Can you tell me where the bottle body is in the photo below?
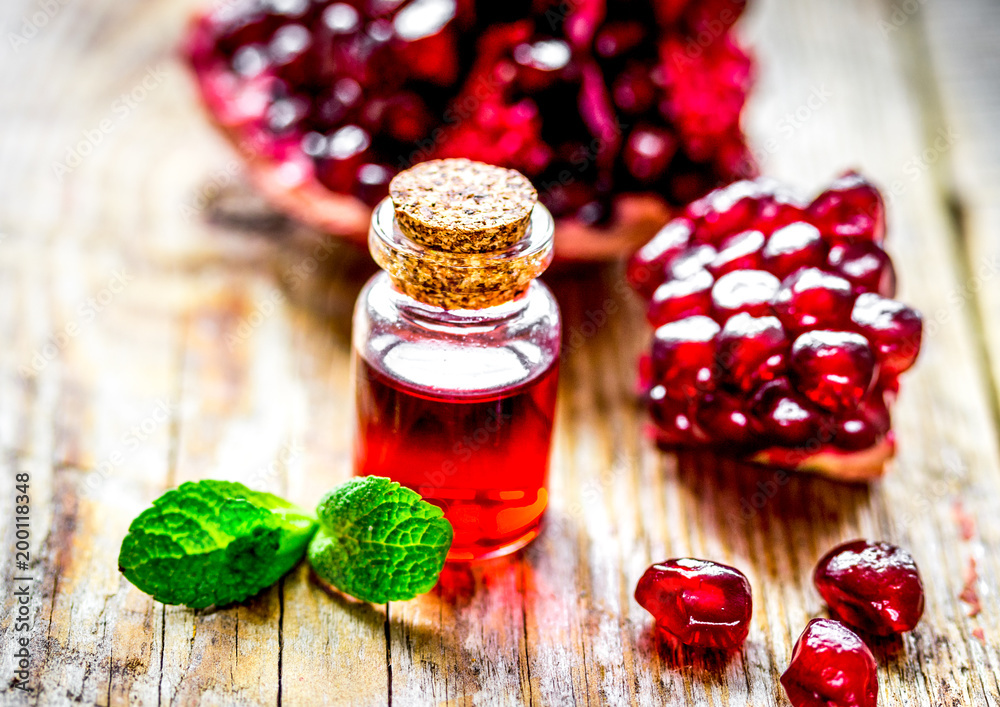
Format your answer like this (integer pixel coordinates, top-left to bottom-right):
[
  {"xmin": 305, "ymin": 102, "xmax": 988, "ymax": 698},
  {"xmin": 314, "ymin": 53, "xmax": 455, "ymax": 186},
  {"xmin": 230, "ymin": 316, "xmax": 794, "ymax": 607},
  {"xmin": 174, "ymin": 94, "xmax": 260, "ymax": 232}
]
[{"xmin": 352, "ymin": 273, "xmax": 561, "ymax": 560}]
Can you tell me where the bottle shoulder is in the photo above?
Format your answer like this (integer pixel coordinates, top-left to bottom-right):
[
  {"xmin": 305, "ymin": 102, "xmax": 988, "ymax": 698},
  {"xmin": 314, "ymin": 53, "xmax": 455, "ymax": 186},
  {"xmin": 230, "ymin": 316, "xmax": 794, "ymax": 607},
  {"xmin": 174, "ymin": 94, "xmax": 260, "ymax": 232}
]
[{"xmin": 353, "ymin": 273, "xmax": 561, "ymax": 397}]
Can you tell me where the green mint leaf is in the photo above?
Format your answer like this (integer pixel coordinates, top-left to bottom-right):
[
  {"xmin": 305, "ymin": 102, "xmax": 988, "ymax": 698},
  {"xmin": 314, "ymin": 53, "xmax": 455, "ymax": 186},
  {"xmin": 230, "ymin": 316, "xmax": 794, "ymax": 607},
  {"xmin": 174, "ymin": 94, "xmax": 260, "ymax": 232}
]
[
  {"xmin": 118, "ymin": 480, "xmax": 317, "ymax": 609},
  {"xmin": 308, "ymin": 476, "xmax": 453, "ymax": 603}
]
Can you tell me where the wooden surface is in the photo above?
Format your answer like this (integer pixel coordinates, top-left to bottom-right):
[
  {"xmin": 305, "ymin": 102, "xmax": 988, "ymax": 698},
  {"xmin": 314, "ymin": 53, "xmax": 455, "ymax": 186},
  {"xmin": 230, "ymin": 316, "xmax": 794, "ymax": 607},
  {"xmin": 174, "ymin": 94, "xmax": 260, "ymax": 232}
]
[{"xmin": 2, "ymin": 0, "xmax": 1000, "ymax": 704}]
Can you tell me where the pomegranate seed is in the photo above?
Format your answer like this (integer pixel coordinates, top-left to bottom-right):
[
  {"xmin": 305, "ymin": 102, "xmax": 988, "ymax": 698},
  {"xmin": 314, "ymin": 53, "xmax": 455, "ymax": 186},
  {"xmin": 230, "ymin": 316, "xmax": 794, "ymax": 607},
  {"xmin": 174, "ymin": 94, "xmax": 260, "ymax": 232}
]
[
  {"xmin": 762, "ymin": 222, "xmax": 826, "ymax": 279},
  {"xmin": 649, "ymin": 386, "xmax": 705, "ymax": 445},
  {"xmin": 809, "ymin": 171, "xmax": 886, "ymax": 243},
  {"xmin": 685, "ymin": 180, "xmax": 763, "ymax": 243},
  {"xmin": 834, "ymin": 394, "xmax": 890, "ymax": 451},
  {"xmin": 711, "ymin": 269, "xmax": 781, "ymax": 320},
  {"xmin": 789, "ymin": 330, "xmax": 876, "ymax": 413},
  {"xmin": 612, "ymin": 64, "xmax": 658, "ymax": 115},
  {"xmin": 828, "ymin": 241, "xmax": 897, "ymax": 296},
  {"xmin": 669, "ymin": 243, "xmax": 717, "ymax": 280},
  {"xmin": 709, "ymin": 229, "xmax": 765, "ymax": 276},
  {"xmin": 651, "ymin": 315, "xmax": 720, "ymax": 398},
  {"xmin": 758, "ymin": 391, "xmax": 825, "ymax": 448},
  {"xmin": 772, "ymin": 267, "xmax": 855, "ymax": 333},
  {"xmin": 649, "ymin": 270, "xmax": 714, "ymax": 325},
  {"xmin": 781, "ymin": 619, "xmax": 878, "ymax": 707},
  {"xmin": 624, "ymin": 125, "xmax": 677, "ymax": 183},
  {"xmin": 695, "ymin": 392, "xmax": 755, "ymax": 445},
  {"xmin": 814, "ymin": 540, "xmax": 924, "ymax": 635},
  {"xmin": 716, "ymin": 313, "xmax": 787, "ymax": 392},
  {"xmin": 634, "ymin": 558, "xmax": 752, "ymax": 649},
  {"xmin": 628, "ymin": 218, "xmax": 693, "ymax": 298},
  {"xmin": 851, "ymin": 293, "xmax": 923, "ymax": 377}
]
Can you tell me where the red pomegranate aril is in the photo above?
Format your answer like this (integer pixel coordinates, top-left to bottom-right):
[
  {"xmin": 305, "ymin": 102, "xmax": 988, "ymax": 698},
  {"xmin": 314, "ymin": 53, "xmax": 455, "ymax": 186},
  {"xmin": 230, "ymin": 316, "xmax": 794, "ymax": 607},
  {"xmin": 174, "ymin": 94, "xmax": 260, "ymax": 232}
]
[
  {"xmin": 354, "ymin": 162, "xmax": 393, "ymax": 206},
  {"xmin": 711, "ymin": 269, "xmax": 780, "ymax": 320},
  {"xmin": 762, "ymin": 222, "xmax": 826, "ymax": 279},
  {"xmin": 828, "ymin": 241, "xmax": 897, "ymax": 296},
  {"xmin": 313, "ymin": 124, "xmax": 371, "ymax": 191},
  {"xmin": 612, "ymin": 64, "xmax": 658, "ymax": 114},
  {"xmin": 772, "ymin": 267, "xmax": 855, "ymax": 333},
  {"xmin": 835, "ymin": 394, "xmax": 890, "ymax": 451},
  {"xmin": 649, "ymin": 385, "xmax": 705, "ymax": 445},
  {"xmin": 669, "ymin": 243, "xmax": 717, "ymax": 280},
  {"xmin": 781, "ymin": 618, "xmax": 878, "ymax": 707},
  {"xmin": 709, "ymin": 229, "xmax": 765, "ymax": 276},
  {"xmin": 649, "ymin": 270, "xmax": 714, "ymax": 325},
  {"xmin": 790, "ymin": 330, "xmax": 876, "ymax": 413},
  {"xmin": 851, "ymin": 293, "xmax": 923, "ymax": 377},
  {"xmin": 624, "ymin": 125, "xmax": 677, "ymax": 182},
  {"xmin": 627, "ymin": 218, "xmax": 693, "ymax": 298},
  {"xmin": 759, "ymin": 392, "xmax": 824, "ymax": 448},
  {"xmin": 716, "ymin": 313, "xmax": 788, "ymax": 393},
  {"xmin": 756, "ymin": 187, "xmax": 807, "ymax": 233},
  {"xmin": 685, "ymin": 180, "xmax": 762, "ymax": 244},
  {"xmin": 595, "ymin": 21, "xmax": 647, "ymax": 58},
  {"xmin": 696, "ymin": 392, "xmax": 755, "ymax": 445},
  {"xmin": 634, "ymin": 558, "xmax": 752, "ymax": 649},
  {"xmin": 809, "ymin": 171, "xmax": 886, "ymax": 244},
  {"xmin": 269, "ymin": 23, "xmax": 313, "ymax": 85},
  {"xmin": 651, "ymin": 315, "xmax": 720, "ymax": 397},
  {"xmin": 814, "ymin": 540, "xmax": 924, "ymax": 636}
]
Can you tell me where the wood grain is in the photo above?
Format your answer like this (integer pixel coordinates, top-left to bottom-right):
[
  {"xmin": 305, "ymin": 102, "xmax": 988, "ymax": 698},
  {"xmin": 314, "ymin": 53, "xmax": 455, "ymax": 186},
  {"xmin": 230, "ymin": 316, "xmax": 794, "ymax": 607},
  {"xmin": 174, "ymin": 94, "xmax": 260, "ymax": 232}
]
[{"xmin": 1, "ymin": 0, "xmax": 999, "ymax": 704}]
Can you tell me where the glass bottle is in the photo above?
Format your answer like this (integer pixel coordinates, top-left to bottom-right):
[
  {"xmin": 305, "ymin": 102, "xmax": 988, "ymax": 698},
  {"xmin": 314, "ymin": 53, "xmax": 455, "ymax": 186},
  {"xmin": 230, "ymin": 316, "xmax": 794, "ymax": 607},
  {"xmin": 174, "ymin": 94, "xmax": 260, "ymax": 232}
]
[{"xmin": 352, "ymin": 159, "xmax": 561, "ymax": 561}]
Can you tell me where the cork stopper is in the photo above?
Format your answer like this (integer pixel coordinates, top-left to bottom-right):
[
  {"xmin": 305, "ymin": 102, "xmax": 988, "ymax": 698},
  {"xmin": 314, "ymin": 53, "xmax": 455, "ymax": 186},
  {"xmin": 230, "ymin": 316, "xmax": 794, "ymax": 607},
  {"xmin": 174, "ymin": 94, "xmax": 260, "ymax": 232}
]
[
  {"xmin": 389, "ymin": 159, "xmax": 538, "ymax": 253},
  {"xmin": 369, "ymin": 161, "xmax": 554, "ymax": 310}
]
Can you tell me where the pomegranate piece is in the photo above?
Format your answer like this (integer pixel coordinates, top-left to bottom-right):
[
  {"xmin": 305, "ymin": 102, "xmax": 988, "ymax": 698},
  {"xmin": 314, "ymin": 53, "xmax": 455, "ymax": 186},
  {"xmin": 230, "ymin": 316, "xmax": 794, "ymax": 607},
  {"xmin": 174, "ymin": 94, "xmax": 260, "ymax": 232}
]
[
  {"xmin": 634, "ymin": 558, "xmax": 752, "ymax": 649},
  {"xmin": 184, "ymin": 0, "xmax": 757, "ymax": 255},
  {"xmin": 813, "ymin": 540, "xmax": 924, "ymax": 635},
  {"xmin": 781, "ymin": 619, "xmax": 878, "ymax": 707},
  {"xmin": 629, "ymin": 173, "xmax": 922, "ymax": 479}
]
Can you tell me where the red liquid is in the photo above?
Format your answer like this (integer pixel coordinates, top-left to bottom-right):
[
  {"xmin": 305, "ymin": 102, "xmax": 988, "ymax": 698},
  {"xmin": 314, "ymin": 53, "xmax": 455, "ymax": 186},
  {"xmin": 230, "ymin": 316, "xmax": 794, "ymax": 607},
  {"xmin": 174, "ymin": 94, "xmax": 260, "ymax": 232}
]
[{"xmin": 353, "ymin": 355, "xmax": 559, "ymax": 561}]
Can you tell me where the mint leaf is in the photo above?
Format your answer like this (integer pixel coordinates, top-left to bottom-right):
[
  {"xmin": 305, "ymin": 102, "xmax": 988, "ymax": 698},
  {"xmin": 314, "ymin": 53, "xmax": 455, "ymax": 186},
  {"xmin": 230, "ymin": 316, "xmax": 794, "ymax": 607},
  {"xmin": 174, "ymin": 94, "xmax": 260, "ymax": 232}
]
[
  {"xmin": 308, "ymin": 477, "xmax": 453, "ymax": 603},
  {"xmin": 118, "ymin": 480, "xmax": 317, "ymax": 608}
]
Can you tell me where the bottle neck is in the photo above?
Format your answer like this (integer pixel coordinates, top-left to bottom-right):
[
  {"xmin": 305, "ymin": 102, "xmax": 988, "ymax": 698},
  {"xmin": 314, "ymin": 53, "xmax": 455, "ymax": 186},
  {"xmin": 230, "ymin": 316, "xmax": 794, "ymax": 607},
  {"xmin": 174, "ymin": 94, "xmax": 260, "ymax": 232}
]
[{"xmin": 383, "ymin": 275, "xmax": 534, "ymax": 333}]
